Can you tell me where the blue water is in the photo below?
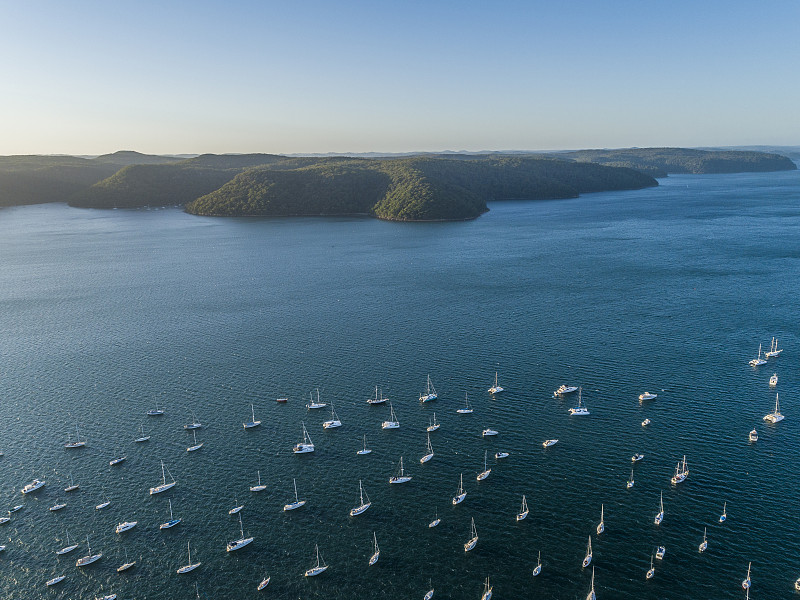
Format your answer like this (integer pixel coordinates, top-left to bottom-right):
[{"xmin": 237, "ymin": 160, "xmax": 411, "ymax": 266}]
[{"xmin": 1, "ymin": 168, "xmax": 799, "ymax": 599}]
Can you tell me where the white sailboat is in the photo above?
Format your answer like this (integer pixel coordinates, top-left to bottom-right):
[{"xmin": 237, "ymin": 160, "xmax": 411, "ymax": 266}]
[
  {"xmin": 763, "ymin": 392, "xmax": 784, "ymax": 422},
  {"xmin": 306, "ymin": 388, "xmax": 327, "ymax": 409},
  {"xmin": 456, "ymin": 393, "xmax": 474, "ymax": 414},
  {"xmin": 258, "ymin": 576, "xmax": 270, "ymax": 590},
  {"xmin": 452, "ymin": 473, "xmax": 467, "ymax": 505},
  {"xmin": 429, "ymin": 508, "xmax": 441, "ymax": 528},
  {"xmin": 464, "ymin": 517, "xmax": 478, "ymax": 552},
  {"xmin": 765, "ymin": 337, "xmax": 783, "ymax": 357},
  {"xmin": 569, "ymin": 387, "xmax": 590, "ymax": 415},
  {"xmin": 389, "ymin": 457, "xmax": 412, "ymax": 483},
  {"xmin": 56, "ymin": 532, "xmax": 79, "ymax": 555},
  {"xmin": 719, "ymin": 501, "xmax": 727, "ymax": 523},
  {"xmin": 670, "ymin": 455, "xmax": 689, "ymax": 484},
  {"xmin": 293, "ymin": 422, "xmax": 315, "ymax": 453},
  {"xmin": 424, "ymin": 581, "xmax": 435, "ymax": 600},
  {"xmin": 769, "ymin": 373, "xmax": 778, "ymax": 387},
  {"xmin": 116, "ymin": 547, "xmax": 135, "ymax": 572},
  {"xmin": 243, "ymin": 403, "xmax": 262, "ymax": 429},
  {"xmin": 64, "ymin": 424, "xmax": 87, "ymax": 449},
  {"xmin": 304, "ymin": 544, "xmax": 328, "ymax": 576},
  {"xmin": 482, "ymin": 577, "xmax": 493, "ymax": 600},
  {"xmin": 49, "ymin": 500, "xmax": 66, "ymax": 511},
  {"xmin": 76, "ymin": 536, "xmax": 102, "ymax": 567},
  {"xmin": 582, "ymin": 535, "xmax": 592, "ymax": 567},
  {"xmin": 419, "ymin": 375, "xmax": 438, "ymax": 402},
  {"xmin": 64, "ymin": 473, "xmax": 79, "ymax": 493},
  {"xmin": 176, "ymin": 541, "xmax": 201, "ymax": 573},
  {"xmin": 149, "ymin": 460, "xmax": 176, "ymax": 494},
  {"xmin": 596, "ymin": 504, "xmax": 604, "ymax": 534},
  {"xmin": 427, "ymin": 412, "xmax": 440, "ymax": 432},
  {"xmin": 699, "ymin": 527, "xmax": 708, "ymax": 552},
  {"xmin": 654, "ymin": 491, "xmax": 664, "ymax": 525},
  {"xmin": 586, "ymin": 567, "xmax": 596, "ymax": 600},
  {"xmin": 146, "ymin": 403, "xmax": 165, "ymax": 416},
  {"xmin": 349, "ymin": 480, "xmax": 371, "ymax": 516},
  {"xmin": 367, "ymin": 386, "xmax": 387, "ymax": 405},
  {"xmin": 250, "ymin": 471, "xmax": 267, "ymax": 492},
  {"xmin": 184, "ymin": 412, "xmax": 202, "ymax": 430},
  {"xmin": 749, "ymin": 343, "xmax": 767, "ymax": 366},
  {"xmin": 229, "ymin": 496, "xmax": 243, "ymax": 514},
  {"xmin": 476, "ymin": 450, "xmax": 491, "ymax": 481},
  {"xmin": 323, "ymin": 403, "xmax": 342, "ymax": 428},
  {"xmin": 226, "ymin": 513, "xmax": 254, "ymax": 552},
  {"xmin": 646, "ymin": 554, "xmax": 655, "ymax": 579},
  {"xmin": 382, "ymin": 402, "xmax": 400, "ymax": 429},
  {"xmin": 532, "ymin": 551, "xmax": 542, "ymax": 576},
  {"xmin": 516, "ymin": 495, "xmax": 529, "ymax": 521},
  {"xmin": 134, "ymin": 424, "xmax": 150, "ymax": 443},
  {"xmin": 488, "ymin": 372, "xmax": 504, "ymax": 394},
  {"xmin": 96, "ymin": 493, "xmax": 111, "ymax": 510},
  {"xmin": 46, "ymin": 575, "xmax": 66, "ymax": 586},
  {"xmin": 109, "ymin": 452, "xmax": 126, "ymax": 466},
  {"xmin": 284, "ymin": 478, "xmax": 306, "ymax": 511},
  {"xmin": 420, "ymin": 433, "xmax": 434, "ymax": 463},
  {"xmin": 626, "ymin": 468, "xmax": 635, "ymax": 489},
  {"xmin": 357, "ymin": 434, "xmax": 372, "ymax": 455},
  {"xmin": 742, "ymin": 562, "xmax": 751, "ymax": 590},
  {"xmin": 187, "ymin": 429, "xmax": 203, "ymax": 452},
  {"xmin": 368, "ymin": 532, "xmax": 380, "ymax": 565},
  {"xmin": 159, "ymin": 499, "xmax": 181, "ymax": 529}
]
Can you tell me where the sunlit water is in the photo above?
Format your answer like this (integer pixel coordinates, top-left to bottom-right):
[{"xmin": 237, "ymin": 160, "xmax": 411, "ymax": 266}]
[{"xmin": 1, "ymin": 167, "xmax": 799, "ymax": 599}]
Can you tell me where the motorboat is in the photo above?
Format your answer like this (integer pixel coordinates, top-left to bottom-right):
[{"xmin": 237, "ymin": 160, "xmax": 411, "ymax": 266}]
[
  {"xmin": 482, "ymin": 428, "xmax": 498, "ymax": 437},
  {"xmin": 542, "ymin": 439, "xmax": 558, "ymax": 448},
  {"xmin": 495, "ymin": 451, "xmax": 509, "ymax": 459},
  {"xmin": 655, "ymin": 546, "xmax": 665, "ymax": 560},
  {"xmin": 641, "ymin": 418, "xmax": 651, "ymax": 427},
  {"xmin": 632, "ymin": 453, "xmax": 644, "ymax": 462},
  {"xmin": 49, "ymin": 501, "xmax": 66, "ymax": 512},
  {"xmin": 639, "ymin": 392, "xmax": 657, "ymax": 401},
  {"xmin": 276, "ymin": 397, "xmax": 288, "ymax": 403},
  {"xmin": 749, "ymin": 428, "xmax": 758, "ymax": 442},
  {"xmin": 115, "ymin": 521, "xmax": 137, "ymax": 534},
  {"xmin": 769, "ymin": 373, "xmax": 778, "ymax": 387},
  {"xmin": 554, "ymin": 384, "xmax": 578, "ymax": 396},
  {"xmin": 21, "ymin": 479, "xmax": 46, "ymax": 494}
]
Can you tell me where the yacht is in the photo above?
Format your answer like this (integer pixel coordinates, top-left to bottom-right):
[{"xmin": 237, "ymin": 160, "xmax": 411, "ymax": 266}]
[
  {"xmin": 389, "ymin": 457, "xmax": 412, "ymax": 484},
  {"xmin": 495, "ymin": 451, "xmax": 509, "ymax": 459},
  {"xmin": 115, "ymin": 521, "xmax": 137, "ymax": 534},
  {"xmin": 532, "ymin": 550, "xmax": 542, "ymax": 576},
  {"xmin": 699, "ymin": 527, "xmax": 708, "ymax": 552},
  {"xmin": 670, "ymin": 455, "xmax": 689, "ymax": 484},
  {"xmin": 134, "ymin": 424, "xmax": 150, "ymax": 443},
  {"xmin": 476, "ymin": 450, "xmax": 491, "ymax": 481},
  {"xmin": 516, "ymin": 495, "xmax": 529, "ymax": 521},
  {"xmin": 159, "ymin": 499, "xmax": 181, "ymax": 529},
  {"xmin": 769, "ymin": 373, "xmax": 778, "ymax": 387},
  {"xmin": 452, "ymin": 473, "xmax": 467, "ymax": 505},
  {"xmin": 639, "ymin": 392, "xmax": 658, "ymax": 401},
  {"xmin": 187, "ymin": 429, "xmax": 203, "ymax": 452},
  {"xmin": 582, "ymin": 535, "xmax": 592, "ymax": 567},
  {"xmin": 429, "ymin": 509, "xmax": 441, "ymax": 528},
  {"xmin": 719, "ymin": 501, "xmax": 727, "ymax": 523},
  {"xmin": 654, "ymin": 491, "xmax": 664, "ymax": 525},
  {"xmin": 646, "ymin": 554, "xmax": 655, "ymax": 579},
  {"xmin": 56, "ymin": 532, "xmax": 79, "ymax": 555},
  {"xmin": 749, "ymin": 428, "xmax": 758, "ymax": 442},
  {"xmin": 568, "ymin": 387, "xmax": 590, "ymax": 415},
  {"xmin": 283, "ymin": 478, "xmax": 306, "ymax": 511},
  {"xmin": 456, "ymin": 393, "xmax": 474, "ymax": 414},
  {"xmin": 742, "ymin": 562, "xmax": 751, "ymax": 590},
  {"xmin": 749, "ymin": 343, "xmax": 767, "ymax": 366},
  {"xmin": 117, "ymin": 548, "xmax": 136, "ymax": 572},
  {"xmin": 146, "ymin": 404, "xmax": 165, "ymax": 416},
  {"xmin": 627, "ymin": 468, "xmax": 635, "ymax": 489},
  {"xmin": 420, "ymin": 433, "xmax": 434, "ymax": 463},
  {"xmin": 481, "ymin": 577, "xmax": 493, "ymax": 600},
  {"xmin": 419, "ymin": 375, "xmax": 438, "ymax": 402},
  {"xmin": 176, "ymin": 541, "xmax": 201, "ymax": 573},
  {"xmin": 367, "ymin": 386, "xmax": 388, "ymax": 405},
  {"xmin": 323, "ymin": 403, "xmax": 342, "ymax": 428},
  {"xmin": 184, "ymin": 413, "xmax": 202, "ymax": 429},
  {"xmin": 21, "ymin": 479, "xmax": 46, "ymax": 494},
  {"xmin": 632, "ymin": 453, "xmax": 644, "ymax": 462},
  {"xmin": 304, "ymin": 544, "xmax": 328, "ymax": 577},
  {"xmin": 765, "ymin": 337, "xmax": 783, "ymax": 358},
  {"xmin": 76, "ymin": 536, "xmax": 102, "ymax": 567},
  {"xmin": 243, "ymin": 403, "xmax": 262, "ymax": 429},
  {"xmin": 488, "ymin": 372, "xmax": 504, "ymax": 394},
  {"xmin": 257, "ymin": 576, "xmax": 270, "ymax": 590},
  {"xmin": 763, "ymin": 393, "xmax": 784, "ymax": 423},
  {"xmin": 554, "ymin": 384, "xmax": 578, "ymax": 396},
  {"xmin": 149, "ymin": 460, "xmax": 176, "ymax": 494},
  {"xmin": 586, "ymin": 567, "xmax": 596, "ymax": 600},
  {"xmin": 382, "ymin": 403, "xmax": 400, "ymax": 429},
  {"xmin": 46, "ymin": 576, "xmax": 66, "ymax": 586},
  {"xmin": 368, "ymin": 532, "xmax": 380, "ymax": 565},
  {"xmin": 64, "ymin": 425, "xmax": 87, "ymax": 449},
  {"xmin": 49, "ymin": 500, "xmax": 66, "ymax": 512},
  {"xmin": 306, "ymin": 388, "xmax": 327, "ymax": 409},
  {"xmin": 250, "ymin": 471, "xmax": 267, "ymax": 492},
  {"xmin": 542, "ymin": 439, "xmax": 558, "ymax": 448},
  {"xmin": 226, "ymin": 513, "xmax": 254, "ymax": 552},
  {"xmin": 641, "ymin": 418, "xmax": 651, "ymax": 427},
  {"xmin": 464, "ymin": 517, "xmax": 478, "ymax": 552},
  {"xmin": 427, "ymin": 413, "xmax": 440, "ymax": 432},
  {"xmin": 293, "ymin": 422, "xmax": 315, "ymax": 453},
  {"xmin": 655, "ymin": 546, "xmax": 665, "ymax": 560},
  {"xmin": 482, "ymin": 427, "xmax": 498, "ymax": 437},
  {"xmin": 349, "ymin": 480, "xmax": 371, "ymax": 516},
  {"xmin": 357, "ymin": 434, "xmax": 372, "ymax": 455},
  {"xmin": 596, "ymin": 504, "xmax": 604, "ymax": 534}
]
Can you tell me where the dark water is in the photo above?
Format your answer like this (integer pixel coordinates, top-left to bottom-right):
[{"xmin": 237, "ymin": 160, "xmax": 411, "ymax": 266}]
[{"xmin": 1, "ymin": 168, "xmax": 799, "ymax": 600}]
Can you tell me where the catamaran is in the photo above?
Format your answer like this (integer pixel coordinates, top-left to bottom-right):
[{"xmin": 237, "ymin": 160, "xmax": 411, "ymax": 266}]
[
  {"xmin": 481, "ymin": 577, "xmax": 493, "ymax": 600},
  {"xmin": 554, "ymin": 384, "xmax": 578, "ymax": 396},
  {"xmin": 382, "ymin": 403, "xmax": 400, "ymax": 429},
  {"xmin": 765, "ymin": 337, "xmax": 783, "ymax": 358},
  {"xmin": 250, "ymin": 471, "xmax": 267, "ymax": 492},
  {"xmin": 420, "ymin": 375, "xmax": 438, "ymax": 402},
  {"xmin": 322, "ymin": 403, "xmax": 342, "ymax": 428},
  {"xmin": 160, "ymin": 499, "xmax": 181, "ymax": 529},
  {"xmin": 699, "ymin": 527, "xmax": 708, "ymax": 552},
  {"xmin": 76, "ymin": 536, "xmax": 102, "ymax": 567},
  {"xmin": 146, "ymin": 403, "xmax": 165, "ymax": 416},
  {"xmin": 176, "ymin": 541, "xmax": 201, "ymax": 573},
  {"xmin": 183, "ymin": 412, "xmax": 202, "ymax": 429},
  {"xmin": 763, "ymin": 392, "xmax": 784, "ymax": 423},
  {"xmin": 456, "ymin": 393, "xmax": 474, "ymax": 414},
  {"xmin": 226, "ymin": 513, "xmax": 254, "ymax": 552},
  {"xmin": 516, "ymin": 495, "xmax": 529, "ymax": 521},
  {"xmin": 187, "ymin": 429, "xmax": 203, "ymax": 452},
  {"xmin": 367, "ymin": 386, "xmax": 387, "ymax": 405},
  {"xmin": 429, "ymin": 509, "xmax": 441, "ymax": 528},
  {"xmin": 284, "ymin": 478, "xmax": 306, "ymax": 511},
  {"xmin": 349, "ymin": 480, "xmax": 371, "ymax": 516},
  {"xmin": 368, "ymin": 532, "xmax": 380, "ymax": 565},
  {"xmin": 646, "ymin": 554, "xmax": 655, "ymax": 579},
  {"xmin": 115, "ymin": 521, "xmax": 137, "ymax": 534},
  {"xmin": 464, "ymin": 517, "xmax": 478, "ymax": 551},
  {"xmin": 56, "ymin": 532, "xmax": 79, "ymax": 555},
  {"xmin": 488, "ymin": 372, "xmax": 504, "ymax": 394},
  {"xmin": 64, "ymin": 474, "xmax": 79, "ymax": 493},
  {"xmin": 306, "ymin": 388, "xmax": 327, "ymax": 409},
  {"xmin": 749, "ymin": 343, "xmax": 767, "ymax": 366},
  {"xmin": 453, "ymin": 473, "xmax": 467, "ymax": 505},
  {"xmin": 476, "ymin": 450, "xmax": 491, "ymax": 481},
  {"xmin": 357, "ymin": 434, "xmax": 372, "ymax": 455},
  {"xmin": 293, "ymin": 422, "xmax": 315, "ymax": 453},
  {"xmin": 582, "ymin": 535, "xmax": 592, "ymax": 567},
  {"xmin": 654, "ymin": 491, "xmax": 664, "ymax": 525},
  {"xmin": 64, "ymin": 425, "xmax": 86, "ymax": 449},
  {"xmin": 671, "ymin": 455, "xmax": 689, "ymax": 484},
  {"xmin": 420, "ymin": 433, "xmax": 434, "ymax": 463},
  {"xmin": 134, "ymin": 424, "xmax": 150, "ymax": 443},
  {"xmin": 427, "ymin": 413, "xmax": 440, "ymax": 432},
  {"xmin": 243, "ymin": 403, "xmax": 261, "ymax": 429},
  {"xmin": 117, "ymin": 548, "xmax": 135, "ymax": 572},
  {"xmin": 596, "ymin": 504, "xmax": 604, "ymax": 534},
  {"xmin": 532, "ymin": 551, "xmax": 542, "ymax": 576},
  {"xmin": 569, "ymin": 387, "xmax": 590, "ymax": 415},
  {"xmin": 21, "ymin": 478, "xmax": 46, "ymax": 494},
  {"xmin": 304, "ymin": 544, "xmax": 328, "ymax": 576},
  {"xmin": 389, "ymin": 457, "xmax": 412, "ymax": 483},
  {"xmin": 149, "ymin": 460, "xmax": 176, "ymax": 494},
  {"xmin": 769, "ymin": 373, "xmax": 778, "ymax": 387}
]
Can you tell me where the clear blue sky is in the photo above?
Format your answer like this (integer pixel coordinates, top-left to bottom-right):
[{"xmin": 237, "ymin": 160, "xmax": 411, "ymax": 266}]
[{"xmin": 2, "ymin": 0, "xmax": 798, "ymax": 155}]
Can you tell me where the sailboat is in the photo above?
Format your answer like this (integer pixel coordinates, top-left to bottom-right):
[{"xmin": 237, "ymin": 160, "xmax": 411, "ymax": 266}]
[
  {"xmin": 481, "ymin": 577, "xmax": 493, "ymax": 600},
  {"xmin": 76, "ymin": 536, "xmax": 102, "ymax": 567},
  {"xmin": 134, "ymin": 424, "xmax": 150, "ymax": 443},
  {"xmin": 46, "ymin": 575, "xmax": 66, "ymax": 586},
  {"xmin": 367, "ymin": 386, "xmax": 388, "ymax": 405},
  {"xmin": 532, "ymin": 551, "xmax": 542, "ymax": 576},
  {"xmin": 109, "ymin": 452, "xmax": 126, "ymax": 466},
  {"xmin": 763, "ymin": 392, "xmax": 784, "ymax": 422},
  {"xmin": 427, "ymin": 413, "xmax": 440, "ymax": 431},
  {"xmin": 176, "ymin": 541, "xmax": 201, "ymax": 573},
  {"xmin": 349, "ymin": 480, "xmax": 371, "ymax": 516},
  {"xmin": 293, "ymin": 422, "xmax": 315, "ymax": 453},
  {"xmin": 149, "ymin": 460, "xmax": 176, "ymax": 494},
  {"xmin": 117, "ymin": 548, "xmax": 136, "ymax": 572},
  {"xmin": 257, "ymin": 575, "xmax": 270, "ymax": 590},
  {"xmin": 516, "ymin": 495, "xmax": 529, "ymax": 521},
  {"xmin": 456, "ymin": 393, "xmax": 474, "ymax": 414},
  {"xmin": 226, "ymin": 513, "xmax": 254, "ymax": 552},
  {"xmin": 476, "ymin": 450, "xmax": 491, "ymax": 481},
  {"xmin": 304, "ymin": 544, "xmax": 328, "ymax": 576},
  {"xmin": 322, "ymin": 403, "xmax": 342, "ymax": 428},
  {"xmin": 769, "ymin": 373, "xmax": 778, "ymax": 387},
  {"xmin": 568, "ymin": 387, "xmax": 590, "ymax": 415},
  {"xmin": 420, "ymin": 433, "xmax": 434, "ymax": 463},
  {"xmin": 306, "ymin": 388, "xmax": 327, "ymax": 409},
  {"xmin": 429, "ymin": 508, "xmax": 441, "ymax": 528},
  {"xmin": 56, "ymin": 531, "xmax": 79, "ymax": 555},
  {"xmin": 699, "ymin": 527, "xmax": 708, "ymax": 552},
  {"xmin": 368, "ymin": 532, "xmax": 380, "ymax": 565},
  {"xmin": 596, "ymin": 504, "xmax": 604, "ymax": 534},
  {"xmin": 64, "ymin": 424, "xmax": 86, "ymax": 449},
  {"xmin": 250, "ymin": 471, "xmax": 267, "ymax": 492},
  {"xmin": 187, "ymin": 429, "xmax": 203, "ymax": 452},
  {"xmin": 229, "ymin": 496, "xmax": 243, "ymax": 514},
  {"xmin": 382, "ymin": 403, "xmax": 400, "ymax": 429},
  {"xmin": 626, "ymin": 468, "xmax": 635, "ymax": 489},
  {"xmin": 742, "ymin": 562, "xmax": 751, "ymax": 589},
  {"xmin": 419, "ymin": 375, "xmax": 437, "ymax": 402},
  {"xmin": 586, "ymin": 567, "xmax": 596, "ymax": 600},
  {"xmin": 719, "ymin": 501, "xmax": 727, "ymax": 523},
  {"xmin": 671, "ymin": 455, "xmax": 689, "ymax": 484},
  {"xmin": 243, "ymin": 403, "xmax": 261, "ymax": 429},
  {"xmin": 64, "ymin": 474, "xmax": 79, "ymax": 493},
  {"xmin": 654, "ymin": 491, "xmax": 664, "ymax": 525},
  {"xmin": 424, "ymin": 580, "xmax": 435, "ymax": 600},
  {"xmin": 582, "ymin": 535, "xmax": 592, "ymax": 567},
  {"xmin": 749, "ymin": 343, "xmax": 767, "ymax": 366},
  {"xmin": 159, "ymin": 499, "xmax": 181, "ymax": 529},
  {"xmin": 96, "ymin": 493, "xmax": 111, "ymax": 510},
  {"xmin": 283, "ymin": 478, "xmax": 306, "ymax": 511},
  {"xmin": 488, "ymin": 372, "xmax": 504, "ymax": 394},
  {"xmin": 452, "ymin": 473, "xmax": 467, "ymax": 505},
  {"xmin": 184, "ymin": 412, "xmax": 202, "ymax": 430},
  {"xmin": 357, "ymin": 434, "xmax": 372, "ymax": 455},
  {"xmin": 765, "ymin": 336, "xmax": 783, "ymax": 357},
  {"xmin": 464, "ymin": 517, "xmax": 478, "ymax": 552},
  {"xmin": 646, "ymin": 554, "xmax": 655, "ymax": 579},
  {"xmin": 49, "ymin": 499, "xmax": 66, "ymax": 511},
  {"xmin": 146, "ymin": 403, "xmax": 165, "ymax": 416},
  {"xmin": 389, "ymin": 457, "xmax": 412, "ymax": 483}
]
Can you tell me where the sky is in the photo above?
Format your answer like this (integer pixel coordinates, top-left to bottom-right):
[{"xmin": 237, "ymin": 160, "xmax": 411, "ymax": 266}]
[{"xmin": 1, "ymin": 0, "xmax": 799, "ymax": 155}]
